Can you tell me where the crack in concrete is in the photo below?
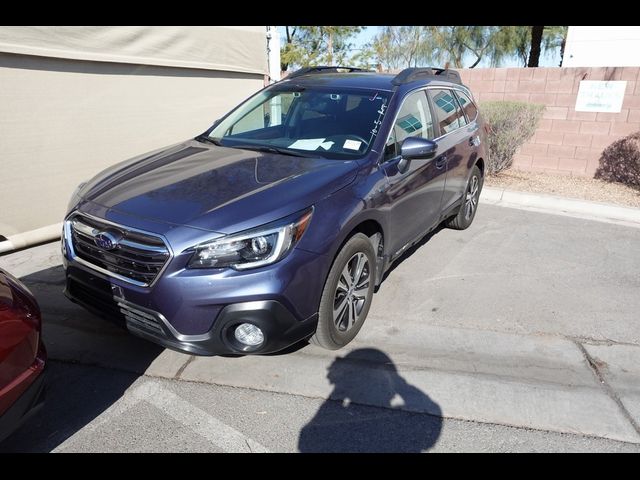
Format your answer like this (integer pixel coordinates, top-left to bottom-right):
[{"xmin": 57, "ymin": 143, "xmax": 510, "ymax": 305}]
[
  {"xmin": 569, "ymin": 336, "xmax": 640, "ymax": 348},
  {"xmin": 175, "ymin": 355, "xmax": 196, "ymax": 380},
  {"xmin": 574, "ymin": 340, "xmax": 640, "ymax": 438}
]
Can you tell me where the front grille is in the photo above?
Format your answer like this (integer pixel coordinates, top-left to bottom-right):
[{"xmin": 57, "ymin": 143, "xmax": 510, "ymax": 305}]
[
  {"xmin": 117, "ymin": 300, "xmax": 165, "ymax": 336},
  {"xmin": 68, "ymin": 214, "xmax": 170, "ymax": 286}
]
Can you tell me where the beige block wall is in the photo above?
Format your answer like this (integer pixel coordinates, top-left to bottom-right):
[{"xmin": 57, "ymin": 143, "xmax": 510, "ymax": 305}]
[
  {"xmin": 457, "ymin": 66, "xmax": 640, "ymax": 176},
  {"xmin": 0, "ymin": 53, "xmax": 264, "ymax": 237}
]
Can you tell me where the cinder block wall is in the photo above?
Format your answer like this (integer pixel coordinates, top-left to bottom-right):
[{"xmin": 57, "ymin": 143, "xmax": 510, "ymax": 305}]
[{"xmin": 457, "ymin": 67, "xmax": 640, "ymax": 176}]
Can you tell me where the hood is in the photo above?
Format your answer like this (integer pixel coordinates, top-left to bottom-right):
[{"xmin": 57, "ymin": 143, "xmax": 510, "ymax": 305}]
[{"xmin": 79, "ymin": 140, "xmax": 361, "ymax": 234}]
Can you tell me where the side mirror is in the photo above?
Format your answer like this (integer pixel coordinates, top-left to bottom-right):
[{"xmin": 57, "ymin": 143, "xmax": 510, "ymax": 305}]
[{"xmin": 400, "ymin": 137, "xmax": 438, "ymax": 160}]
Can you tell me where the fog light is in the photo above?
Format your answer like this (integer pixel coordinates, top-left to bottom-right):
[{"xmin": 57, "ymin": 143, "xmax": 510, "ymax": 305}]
[{"xmin": 234, "ymin": 323, "xmax": 264, "ymax": 347}]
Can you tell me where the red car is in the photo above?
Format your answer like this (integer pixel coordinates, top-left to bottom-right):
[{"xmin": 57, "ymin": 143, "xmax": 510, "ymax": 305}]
[{"xmin": 0, "ymin": 268, "xmax": 46, "ymax": 443}]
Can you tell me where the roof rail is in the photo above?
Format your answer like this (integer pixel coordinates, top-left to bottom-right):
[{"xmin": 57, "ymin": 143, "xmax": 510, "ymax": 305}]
[
  {"xmin": 392, "ymin": 67, "xmax": 462, "ymax": 86},
  {"xmin": 286, "ymin": 66, "xmax": 373, "ymax": 79}
]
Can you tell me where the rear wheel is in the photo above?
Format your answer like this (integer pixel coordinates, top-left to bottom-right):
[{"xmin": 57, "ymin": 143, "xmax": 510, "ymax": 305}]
[
  {"xmin": 311, "ymin": 233, "xmax": 376, "ymax": 350},
  {"xmin": 446, "ymin": 165, "xmax": 483, "ymax": 230}
]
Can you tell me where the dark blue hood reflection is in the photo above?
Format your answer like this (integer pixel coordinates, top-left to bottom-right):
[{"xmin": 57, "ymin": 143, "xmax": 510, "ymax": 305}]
[{"xmin": 80, "ymin": 140, "xmax": 361, "ymax": 234}]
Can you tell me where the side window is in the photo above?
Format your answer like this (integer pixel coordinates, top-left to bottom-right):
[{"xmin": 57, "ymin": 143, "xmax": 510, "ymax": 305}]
[
  {"xmin": 429, "ymin": 89, "xmax": 467, "ymax": 135},
  {"xmin": 455, "ymin": 90, "xmax": 478, "ymax": 122},
  {"xmin": 229, "ymin": 107, "xmax": 266, "ymax": 135},
  {"xmin": 228, "ymin": 92, "xmax": 296, "ymax": 134},
  {"xmin": 266, "ymin": 92, "xmax": 296, "ymax": 127},
  {"xmin": 384, "ymin": 128, "xmax": 397, "ymax": 159},
  {"xmin": 383, "ymin": 90, "xmax": 434, "ymax": 161},
  {"xmin": 455, "ymin": 96, "xmax": 468, "ymax": 128}
]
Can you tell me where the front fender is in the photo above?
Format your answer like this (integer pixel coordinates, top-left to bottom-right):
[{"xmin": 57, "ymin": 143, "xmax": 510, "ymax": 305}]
[{"xmin": 296, "ymin": 173, "xmax": 390, "ymax": 279}]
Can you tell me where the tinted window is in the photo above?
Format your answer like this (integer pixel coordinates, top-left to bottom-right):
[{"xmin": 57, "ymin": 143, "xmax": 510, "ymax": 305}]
[
  {"xmin": 384, "ymin": 90, "xmax": 434, "ymax": 161},
  {"xmin": 429, "ymin": 89, "xmax": 467, "ymax": 135},
  {"xmin": 455, "ymin": 90, "xmax": 478, "ymax": 122}
]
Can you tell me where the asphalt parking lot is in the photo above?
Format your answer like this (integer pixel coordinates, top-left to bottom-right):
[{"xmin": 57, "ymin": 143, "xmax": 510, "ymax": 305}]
[{"xmin": 1, "ymin": 203, "xmax": 640, "ymax": 452}]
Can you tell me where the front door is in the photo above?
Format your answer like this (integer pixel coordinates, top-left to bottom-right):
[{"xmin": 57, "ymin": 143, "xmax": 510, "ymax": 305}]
[{"xmin": 380, "ymin": 90, "xmax": 447, "ymax": 257}]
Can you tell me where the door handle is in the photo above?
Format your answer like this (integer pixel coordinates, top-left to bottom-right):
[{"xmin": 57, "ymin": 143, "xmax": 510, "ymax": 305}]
[
  {"xmin": 435, "ymin": 155, "xmax": 447, "ymax": 169},
  {"xmin": 469, "ymin": 136, "xmax": 476, "ymax": 147}
]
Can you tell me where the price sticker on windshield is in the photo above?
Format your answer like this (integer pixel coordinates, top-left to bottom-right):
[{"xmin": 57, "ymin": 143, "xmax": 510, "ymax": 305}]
[{"xmin": 343, "ymin": 139, "xmax": 362, "ymax": 151}]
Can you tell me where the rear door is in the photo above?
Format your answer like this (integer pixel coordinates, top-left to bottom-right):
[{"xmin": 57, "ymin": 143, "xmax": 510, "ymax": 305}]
[
  {"xmin": 427, "ymin": 88, "xmax": 473, "ymax": 213},
  {"xmin": 450, "ymin": 90, "xmax": 482, "ymax": 211},
  {"xmin": 380, "ymin": 90, "xmax": 447, "ymax": 257}
]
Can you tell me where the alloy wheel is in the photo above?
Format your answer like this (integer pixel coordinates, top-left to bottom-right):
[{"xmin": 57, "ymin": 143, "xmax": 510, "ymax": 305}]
[
  {"xmin": 464, "ymin": 175, "xmax": 479, "ymax": 220},
  {"xmin": 333, "ymin": 252, "xmax": 371, "ymax": 332}
]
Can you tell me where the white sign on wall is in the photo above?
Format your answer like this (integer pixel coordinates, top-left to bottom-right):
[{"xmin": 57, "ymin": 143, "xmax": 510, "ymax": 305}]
[{"xmin": 575, "ymin": 80, "xmax": 627, "ymax": 113}]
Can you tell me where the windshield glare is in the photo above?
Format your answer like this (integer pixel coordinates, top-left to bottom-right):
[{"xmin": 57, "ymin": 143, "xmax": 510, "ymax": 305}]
[{"xmin": 207, "ymin": 87, "xmax": 390, "ymax": 159}]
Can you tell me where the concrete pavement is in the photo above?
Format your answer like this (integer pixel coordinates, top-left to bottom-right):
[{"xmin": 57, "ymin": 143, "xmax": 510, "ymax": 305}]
[
  {"xmin": 1, "ymin": 203, "xmax": 640, "ymax": 451},
  {"xmin": 4, "ymin": 361, "xmax": 639, "ymax": 453}
]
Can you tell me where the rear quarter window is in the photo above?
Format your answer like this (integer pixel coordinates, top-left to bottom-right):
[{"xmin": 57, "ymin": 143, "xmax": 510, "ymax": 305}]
[
  {"xmin": 429, "ymin": 89, "xmax": 467, "ymax": 135},
  {"xmin": 455, "ymin": 90, "xmax": 478, "ymax": 122}
]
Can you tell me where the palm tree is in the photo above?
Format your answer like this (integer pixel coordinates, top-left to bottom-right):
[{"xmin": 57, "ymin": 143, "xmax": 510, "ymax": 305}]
[{"xmin": 528, "ymin": 26, "xmax": 545, "ymax": 67}]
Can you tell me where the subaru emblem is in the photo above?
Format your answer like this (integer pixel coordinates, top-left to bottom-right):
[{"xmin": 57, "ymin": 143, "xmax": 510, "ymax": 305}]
[{"xmin": 94, "ymin": 230, "xmax": 122, "ymax": 251}]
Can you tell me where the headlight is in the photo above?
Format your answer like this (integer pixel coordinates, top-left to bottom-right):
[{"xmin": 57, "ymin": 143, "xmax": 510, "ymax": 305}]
[{"xmin": 186, "ymin": 208, "xmax": 313, "ymax": 270}]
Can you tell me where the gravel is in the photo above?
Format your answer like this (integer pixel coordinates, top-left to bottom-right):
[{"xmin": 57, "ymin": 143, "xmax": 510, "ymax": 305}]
[{"xmin": 485, "ymin": 170, "xmax": 640, "ymax": 208}]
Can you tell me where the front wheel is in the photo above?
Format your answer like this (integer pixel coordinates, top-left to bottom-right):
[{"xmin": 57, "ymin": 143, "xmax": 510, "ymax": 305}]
[
  {"xmin": 446, "ymin": 165, "xmax": 483, "ymax": 230},
  {"xmin": 310, "ymin": 233, "xmax": 376, "ymax": 350}
]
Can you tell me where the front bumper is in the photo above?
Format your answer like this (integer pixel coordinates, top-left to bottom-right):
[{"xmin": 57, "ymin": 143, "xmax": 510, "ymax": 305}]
[
  {"xmin": 120, "ymin": 297, "xmax": 317, "ymax": 356},
  {"xmin": 63, "ymin": 250, "xmax": 323, "ymax": 356}
]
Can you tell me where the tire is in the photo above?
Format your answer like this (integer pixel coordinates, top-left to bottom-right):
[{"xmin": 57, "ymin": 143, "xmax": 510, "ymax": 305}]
[
  {"xmin": 446, "ymin": 165, "xmax": 483, "ymax": 230},
  {"xmin": 310, "ymin": 233, "xmax": 376, "ymax": 350}
]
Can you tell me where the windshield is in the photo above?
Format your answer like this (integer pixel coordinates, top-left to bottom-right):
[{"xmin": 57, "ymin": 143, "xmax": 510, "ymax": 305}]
[{"xmin": 205, "ymin": 86, "xmax": 390, "ymax": 159}]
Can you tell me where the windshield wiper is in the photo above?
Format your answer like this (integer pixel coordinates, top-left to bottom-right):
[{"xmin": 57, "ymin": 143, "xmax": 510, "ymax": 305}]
[
  {"xmin": 229, "ymin": 144, "xmax": 318, "ymax": 158},
  {"xmin": 195, "ymin": 136, "xmax": 318, "ymax": 158},
  {"xmin": 194, "ymin": 135, "xmax": 222, "ymax": 146}
]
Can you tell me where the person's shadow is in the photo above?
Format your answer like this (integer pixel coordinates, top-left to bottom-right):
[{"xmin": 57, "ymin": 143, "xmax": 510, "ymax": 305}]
[{"xmin": 298, "ymin": 348, "xmax": 442, "ymax": 452}]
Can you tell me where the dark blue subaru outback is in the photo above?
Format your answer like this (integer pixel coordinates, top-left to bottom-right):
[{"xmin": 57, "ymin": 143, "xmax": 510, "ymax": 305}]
[{"xmin": 62, "ymin": 66, "xmax": 488, "ymax": 355}]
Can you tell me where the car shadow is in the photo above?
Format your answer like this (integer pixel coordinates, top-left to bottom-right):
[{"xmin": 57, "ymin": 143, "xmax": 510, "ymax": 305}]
[
  {"xmin": 298, "ymin": 348, "xmax": 442, "ymax": 452},
  {"xmin": 0, "ymin": 265, "xmax": 163, "ymax": 452},
  {"xmin": 376, "ymin": 222, "xmax": 446, "ymax": 291}
]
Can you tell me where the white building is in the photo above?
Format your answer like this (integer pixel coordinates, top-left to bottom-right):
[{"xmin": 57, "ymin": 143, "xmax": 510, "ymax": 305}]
[{"xmin": 562, "ymin": 26, "xmax": 640, "ymax": 67}]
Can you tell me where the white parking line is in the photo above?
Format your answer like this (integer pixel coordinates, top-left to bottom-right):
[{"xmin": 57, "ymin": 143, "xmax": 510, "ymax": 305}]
[{"xmin": 54, "ymin": 380, "xmax": 270, "ymax": 453}]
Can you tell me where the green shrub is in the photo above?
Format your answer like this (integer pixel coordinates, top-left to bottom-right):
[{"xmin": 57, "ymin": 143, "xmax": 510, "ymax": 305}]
[
  {"xmin": 594, "ymin": 131, "xmax": 640, "ymax": 189},
  {"xmin": 480, "ymin": 101, "xmax": 545, "ymax": 175}
]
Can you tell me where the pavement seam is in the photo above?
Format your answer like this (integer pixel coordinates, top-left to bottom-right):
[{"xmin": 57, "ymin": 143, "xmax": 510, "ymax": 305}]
[
  {"xmin": 46, "ymin": 358, "xmax": 640, "ymax": 447},
  {"xmin": 574, "ymin": 340, "xmax": 640, "ymax": 438}
]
